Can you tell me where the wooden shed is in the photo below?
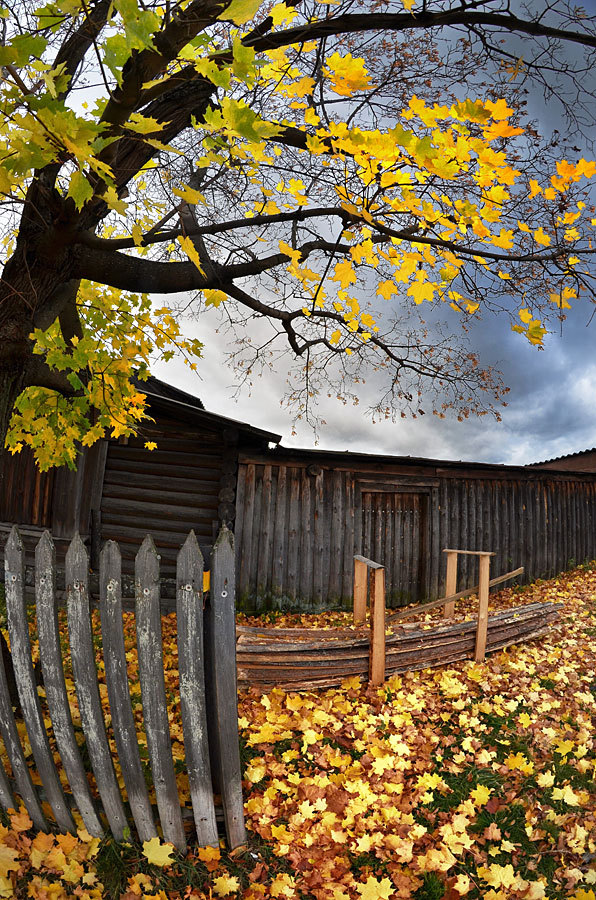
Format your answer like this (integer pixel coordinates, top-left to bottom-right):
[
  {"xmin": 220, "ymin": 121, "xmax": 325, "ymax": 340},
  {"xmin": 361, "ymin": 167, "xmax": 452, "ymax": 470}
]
[
  {"xmin": 234, "ymin": 446, "xmax": 596, "ymax": 611},
  {"xmin": 0, "ymin": 377, "xmax": 280, "ymax": 575}
]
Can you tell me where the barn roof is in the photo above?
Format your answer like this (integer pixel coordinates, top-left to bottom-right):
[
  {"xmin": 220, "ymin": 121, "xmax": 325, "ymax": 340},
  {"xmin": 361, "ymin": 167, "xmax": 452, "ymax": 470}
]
[
  {"xmin": 140, "ymin": 375, "xmax": 282, "ymax": 444},
  {"xmin": 251, "ymin": 444, "xmax": 596, "ymax": 479},
  {"xmin": 527, "ymin": 448, "xmax": 596, "ymax": 467}
]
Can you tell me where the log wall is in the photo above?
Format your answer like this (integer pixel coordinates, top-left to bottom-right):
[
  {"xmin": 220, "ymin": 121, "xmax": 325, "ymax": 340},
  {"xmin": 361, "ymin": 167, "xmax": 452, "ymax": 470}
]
[{"xmin": 235, "ymin": 454, "xmax": 596, "ymax": 611}]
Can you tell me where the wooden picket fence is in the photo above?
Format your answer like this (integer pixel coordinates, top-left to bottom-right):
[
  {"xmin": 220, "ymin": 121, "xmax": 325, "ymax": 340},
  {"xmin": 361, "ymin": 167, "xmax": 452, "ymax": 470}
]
[{"xmin": 0, "ymin": 524, "xmax": 246, "ymax": 850}]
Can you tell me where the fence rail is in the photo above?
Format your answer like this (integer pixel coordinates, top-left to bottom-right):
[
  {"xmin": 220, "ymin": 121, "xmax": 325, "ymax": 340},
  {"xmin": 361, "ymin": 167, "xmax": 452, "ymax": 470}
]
[{"xmin": 1, "ymin": 524, "xmax": 246, "ymax": 849}]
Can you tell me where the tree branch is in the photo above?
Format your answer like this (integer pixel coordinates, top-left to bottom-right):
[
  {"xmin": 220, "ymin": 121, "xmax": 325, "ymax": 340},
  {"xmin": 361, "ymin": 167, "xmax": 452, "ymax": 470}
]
[
  {"xmin": 52, "ymin": 0, "xmax": 113, "ymax": 99},
  {"xmin": 248, "ymin": 9, "xmax": 596, "ymax": 54},
  {"xmin": 77, "ymin": 206, "xmax": 356, "ymax": 251}
]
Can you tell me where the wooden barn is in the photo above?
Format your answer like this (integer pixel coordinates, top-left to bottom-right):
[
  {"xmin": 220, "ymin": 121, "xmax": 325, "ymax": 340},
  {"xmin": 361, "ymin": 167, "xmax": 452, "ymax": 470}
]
[
  {"xmin": 0, "ymin": 378, "xmax": 280, "ymax": 577},
  {"xmin": 234, "ymin": 446, "xmax": 596, "ymax": 611},
  {"xmin": 3, "ymin": 377, "xmax": 596, "ymax": 611}
]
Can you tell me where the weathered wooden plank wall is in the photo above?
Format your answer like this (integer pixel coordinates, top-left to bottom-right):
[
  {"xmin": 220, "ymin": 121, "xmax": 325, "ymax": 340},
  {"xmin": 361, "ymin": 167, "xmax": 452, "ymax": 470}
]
[{"xmin": 235, "ymin": 456, "xmax": 596, "ymax": 611}]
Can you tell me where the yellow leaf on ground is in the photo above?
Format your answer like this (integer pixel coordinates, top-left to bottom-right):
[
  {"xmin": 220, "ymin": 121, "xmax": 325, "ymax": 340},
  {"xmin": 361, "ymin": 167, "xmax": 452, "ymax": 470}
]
[{"xmin": 141, "ymin": 837, "xmax": 175, "ymax": 868}]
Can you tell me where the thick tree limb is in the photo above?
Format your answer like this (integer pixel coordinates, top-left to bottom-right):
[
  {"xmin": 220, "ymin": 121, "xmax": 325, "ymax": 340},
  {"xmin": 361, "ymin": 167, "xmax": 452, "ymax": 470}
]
[
  {"xmin": 248, "ymin": 9, "xmax": 596, "ymax": 53},
  {"xmin": 52, "ymin": 0, "xmax": 113, "ymax": 99}
]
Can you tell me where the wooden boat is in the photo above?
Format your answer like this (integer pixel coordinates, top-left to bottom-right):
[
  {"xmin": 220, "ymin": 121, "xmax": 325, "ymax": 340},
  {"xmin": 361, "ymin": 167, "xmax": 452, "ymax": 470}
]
[{"xmin": 236, "ymin": 600, "xmax": 560, "ymax": 691}]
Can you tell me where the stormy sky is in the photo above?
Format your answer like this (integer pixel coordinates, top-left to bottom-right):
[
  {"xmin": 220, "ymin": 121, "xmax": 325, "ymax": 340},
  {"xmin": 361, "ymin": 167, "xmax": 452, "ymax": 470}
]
[
  {"xmin": 151, "ymin": 294, "xmax": 596, "ymax": 466},
  {"xmin": 155, "ymin": 8, "xmax": 596, "ymax": 467}
]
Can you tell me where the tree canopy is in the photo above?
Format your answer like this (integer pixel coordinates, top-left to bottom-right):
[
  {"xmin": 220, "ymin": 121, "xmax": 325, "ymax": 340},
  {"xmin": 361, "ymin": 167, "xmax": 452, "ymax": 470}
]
[{"xmin": 1, "ymin": 0, "xmax": 596, "ymax": 468}]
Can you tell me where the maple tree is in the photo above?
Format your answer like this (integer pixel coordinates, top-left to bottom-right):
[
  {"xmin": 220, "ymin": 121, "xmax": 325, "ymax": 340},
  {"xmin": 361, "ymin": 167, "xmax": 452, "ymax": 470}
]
[{"xmin": 1, "ymin": 0, "xmax": 596, "ymax": 469}]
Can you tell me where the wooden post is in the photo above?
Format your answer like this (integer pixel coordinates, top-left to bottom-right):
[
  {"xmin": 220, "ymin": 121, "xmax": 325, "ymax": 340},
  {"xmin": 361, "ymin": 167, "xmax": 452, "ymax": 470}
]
[
  {"xmin": 209, "ymin": 525, "xmax": 247, "ymax": 850},
  {"xmin": 67, "ymin": 534, "xmax": 128, "ymax": 840},
  {"xmin": 176, "ymin": 532, "xmax": 218, "ymax": 848},
  {"xmin": 369, "ymin": 567, "xmax": 386, "ymax": 686},
  {"xmin": 443, "ymin": 550, "xmax": 458, "ymax": 618},
  {"xmin": 100, "ymin": 540, "xmax": 156, "ymax": 843},
  {"xmin": 7, "ymin": 528, "xmax": 75, "ymax": 833},
  {"xmin": 353, "ymin": 558, "xmax": 367, "ymax": 625},
  {"xmin": 135, "ymin": 535, "xmax": 186, "ymax": 852},
  {"xmin": 475, "ymin": 553, "xmax": 491, "ymax": 662}
]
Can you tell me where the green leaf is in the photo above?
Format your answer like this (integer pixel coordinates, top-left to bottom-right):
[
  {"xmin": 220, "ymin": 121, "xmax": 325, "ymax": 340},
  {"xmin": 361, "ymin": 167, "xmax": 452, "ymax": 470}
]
[
  {"xmin": 11, "ymin": 33, "xmax": 47, "ymax": 65},
  {"xmin": 218, "ymin": 0, "xmax": 263, "ymax": 25},
  {"xmin": 103, "ymin": 34, "xmax": 130, "ymax": 85},
  {"xmin": 232, "ymin": 37, "xmax": 257, "ymax": 83},
  {"xmin": 194, "ymin": 58, "xmax": 231, "ymax": 89},
  {"xmin": 114, "ymin": 0, "xmax": 160, "ymax": 51},
  {"xmin": 206, "ymin": 98, "xmax": 281, "ymax": 143},
  {"xmin": 67, "ymin": 170, "xmax": 94, "ymax": 211}
]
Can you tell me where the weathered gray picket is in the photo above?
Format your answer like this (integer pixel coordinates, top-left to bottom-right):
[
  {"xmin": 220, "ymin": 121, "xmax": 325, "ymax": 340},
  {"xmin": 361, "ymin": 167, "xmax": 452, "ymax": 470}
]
[
  {"xmin": 36, "ymin": 532, "xmax": 104, "ymax": 837},
  {"xmin": 0, "ymin": 524, "xmax": 245, "ymax": 849},
  {"xmin": 6, "ymin": 529, "xmax": 74, "ymax": 833},
  {"xmin": 136, "ymin": 536, "xmax": 186, "ymax": 851},
  {"xmin": 99, "ymin": 540, "xmax": 156, "ymax": 842},
  {"xmin": 176, "ymin": 533, "xmax": 218, "ymax": 848},
  {"xmin": 207, "ymin": 527, "xmax": 247, "ymax": 849}
]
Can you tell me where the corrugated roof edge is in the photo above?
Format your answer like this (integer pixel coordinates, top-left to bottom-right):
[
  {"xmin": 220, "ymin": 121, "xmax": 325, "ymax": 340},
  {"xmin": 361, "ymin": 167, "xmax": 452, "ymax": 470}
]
[{"xmin": 527, "ymin": 448, "xmax": 596, "ymax": 467}]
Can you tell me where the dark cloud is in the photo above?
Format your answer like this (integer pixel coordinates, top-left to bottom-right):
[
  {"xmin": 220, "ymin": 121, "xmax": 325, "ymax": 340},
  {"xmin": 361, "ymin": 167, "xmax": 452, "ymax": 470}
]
[{"xmin": 151, "ymin": 292, "xmax": 596, "ymax": 467}]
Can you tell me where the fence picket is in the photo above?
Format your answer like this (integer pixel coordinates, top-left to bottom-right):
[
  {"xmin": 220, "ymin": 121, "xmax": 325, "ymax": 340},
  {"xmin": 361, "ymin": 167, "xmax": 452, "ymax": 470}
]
[
  {"xmin": 5, "ymin": 527, "xmax": 74, "ymax": 832},
  {"xmin": 208, "ymin": 526, "xmax": 246, "ymax": 849},
  {"xmin": 176, "ymin": 532, "xmax": 218, "ymax": 847},
  {"xmin": 66, "ymin": 534, "xmax": 128, "ymax": 839},
  {"xmin": 99, "ymin": 541, "xmax": 157, "ymax": 842},
  {"xmin": 135, "ymin": 536, "xmax": 186, "ymax": 851},
  {"xmin": 35, "ymin": 531, "xmax": 103, "ymax": 837},
  {"xmin": 0, "ymin": 643, "xmax": 44, "ymax": 828}
]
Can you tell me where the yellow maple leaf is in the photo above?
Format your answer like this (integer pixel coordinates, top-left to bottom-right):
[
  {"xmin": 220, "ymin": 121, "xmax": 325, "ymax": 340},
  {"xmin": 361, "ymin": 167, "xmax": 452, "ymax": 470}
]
[
  {"xmin": 270, "ymin": 873, "xmax": 296, "ymax": 897},
  {"xmin": 477, "ymin": 863, "xmax": 517, "ymax": 889},
  {"xmin": 142, "ymin": 837, "xmax": 176, "ymax": 867},
  {"xmin": 356, "ymin": 876, "xmax": 394, "ymax": 900},
  {"xmin": 218, "ymin": 0, "xmax": 262, "ymax": 24},
  {"xmin": 331, "ymin": 259, "xmax": 357, "ymax": 290},
  {"xmin": 323, "ymin": 52, "xmax": 375, "ymax": 97},
  {"xmin": 453, "ymin": 874, "xmax": 470, "ymax": 895},
  {"xmin": 213, "ymin": 875, "xmax": 241, "ymax": 896},
  {"xmin": 552, "ymin": 784, "xmax": 580, "ymax": 805},
  {"xmin": 470, "ymin": 784, "xmax": 491, "ymax": 806},
  {"xmin": 178, "ymin": 235, "xmax": 205, "ymax": 275},
  {"xmin": 197, "ymin": 846, "xmax": 220, "ymax": 863},
  {"xmin": 0, "ymin": 845, "xmax": 19, "ymax": 879},
  {"xmin": 533, "ymin": 226, "xmax": 551, "ymax": 246},
  {"xmin": 172, "ymin": 184, "xmax": 207, "ymax": 206},
  {"xmin": 377, "ymin": 279, "xmax": 398, "ymax": 300},
  {"xmin": 504, "ymin": 752, "xmax": 534, "ymax": 775},
  {"xmin": 8, "ymin": 808, "xmax": 31, "ymax": 832},
  {"xmin": 407, "ymin": 272, "xmax": 436, "ymax": 304},
  {"xmin": 245, "ymin": 762, "xmax": 267, "ymax": 783},
  {"xmin": 537, "ymin": 770, "xmax": 555, "ymax": 788}
]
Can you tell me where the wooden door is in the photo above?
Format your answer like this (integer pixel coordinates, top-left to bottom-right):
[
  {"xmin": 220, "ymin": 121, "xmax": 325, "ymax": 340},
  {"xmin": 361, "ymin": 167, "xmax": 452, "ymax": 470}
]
[{"xmin": 361, "ymin": 491, "xmax": 427, "ymax": 607}]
